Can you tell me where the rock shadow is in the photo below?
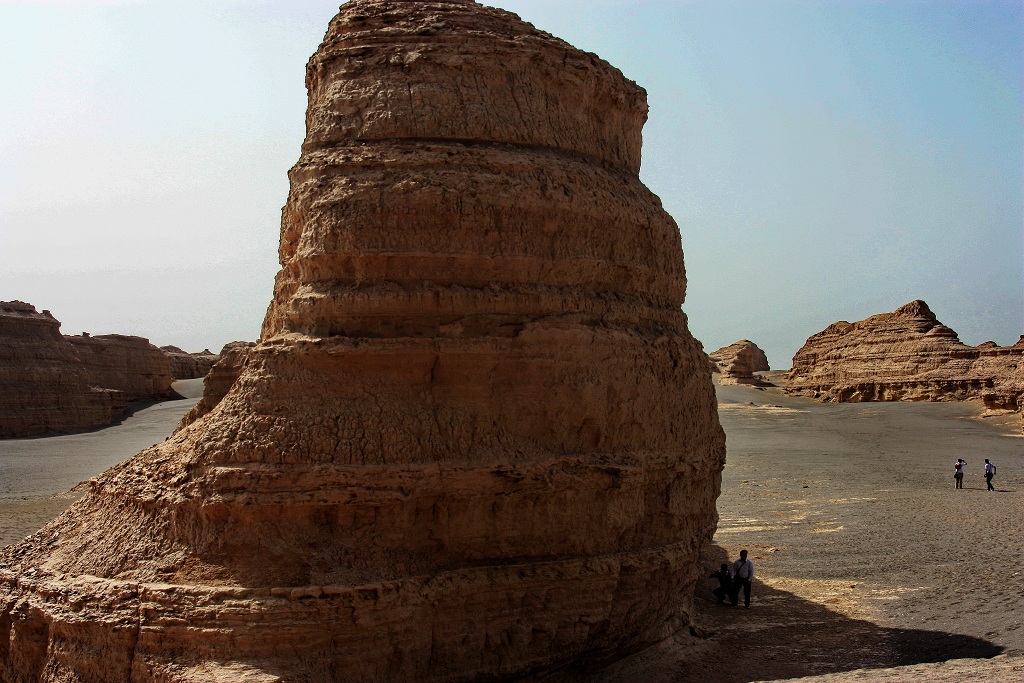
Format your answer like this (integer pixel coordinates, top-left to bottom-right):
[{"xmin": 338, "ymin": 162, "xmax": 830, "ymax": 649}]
[
  {"xmin": 556, "ymin": 543, "xmax": 1004, "ymax": 682},
  {"xmin": 667, "ymin": 544, "xmax": 1002, "ymax": 682}
]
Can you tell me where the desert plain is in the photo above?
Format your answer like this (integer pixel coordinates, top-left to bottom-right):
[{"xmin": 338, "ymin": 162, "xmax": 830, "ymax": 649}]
[
  {"xmin": 0, "ymin": 379, "xmax": 202, "ymax": 549},
  {"xmin": 0, "ymin": 373, "xmax": 1020, "ymax": 681}
]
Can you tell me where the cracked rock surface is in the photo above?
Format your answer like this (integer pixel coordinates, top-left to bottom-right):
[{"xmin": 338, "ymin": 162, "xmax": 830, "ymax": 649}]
[{"xmin": 0, "ymin": 1, "xmax": 725, "ymax": 680}]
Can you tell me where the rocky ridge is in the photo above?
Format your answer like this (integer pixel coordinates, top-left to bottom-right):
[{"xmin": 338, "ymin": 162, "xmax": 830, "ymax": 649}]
[
  {"xmin": 709, "ymin": 340, "xmax": 770, "ymax": 386},
  {"xmin": 175, "ymin": 340, "xmax": 254, "ymax": 432},
  {"xmin": 0, "ymin": 1, "xmax": 725, "ymax": 681},
  {"xmin": 0, "ymin": 301, "xmax": 215, "ymax": 438},
  {"xmin": 0, "ymin": 302, "xmax": 121, "ymax": 437},
  {"xmin": 786, "ymin": 300, "xmax": 1024, "ymax": 427}
]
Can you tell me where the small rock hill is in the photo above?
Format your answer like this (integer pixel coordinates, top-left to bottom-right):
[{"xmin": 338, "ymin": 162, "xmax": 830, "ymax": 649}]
[{"xmin": 709, "ymin": 340, "xmax": 770, "ymax": 385}]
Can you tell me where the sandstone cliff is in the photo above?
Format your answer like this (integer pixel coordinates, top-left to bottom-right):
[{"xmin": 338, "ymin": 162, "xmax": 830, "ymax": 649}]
[
  {"xmin": 786, "ymin": 301, "xmax": 1024, "ymax": 424},
  {"xmin": 709, "ymin": 340, "xmax": 770, "ymax": 385},
  {"xmin": 160, "ymin": 345, "xmax": 220, "ymax": 380},
  {"xmin": 67, "ymin": 333, "xmax": 174, "ymax": 402},
  {"xmin": 1, "ymin": 302, "xmax": 191, "ymax": 438},
  {"xmin": 0, "ymin": 302, "xmax": 121, "ymax": 437},
  {"xmin": 0, "ymin": 2, "xmax": 724, "ymax": 681}
]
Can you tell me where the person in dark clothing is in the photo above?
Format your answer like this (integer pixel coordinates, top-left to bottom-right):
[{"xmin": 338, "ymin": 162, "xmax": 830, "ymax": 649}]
[
  {"xmin": 732, "ymin": 549, "xmax": 754, "ymax": 608},
  {"xmin": 984, "ymin": 459, "xmax": 997, "ymax": 492},
  {"xmin": 710, "ymin": 563, "xmax": 734, "ymax": 605}
]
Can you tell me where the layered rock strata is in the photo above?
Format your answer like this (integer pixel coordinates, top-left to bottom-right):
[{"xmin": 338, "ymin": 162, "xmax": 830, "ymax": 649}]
[
  {"xmin": 709, "ymin": 340, "xmax": 770, "ymax": 385},
  {"xmin": 67, "ymin": 334, "xmax": 174, "ymax": 402},
  {"xmin": 0, "ymin": 2, "xmax": 725, "ymax": 681},
  {"xmin": 160, "ymin": 346, "xmax": 220, "ymax": 380},
  {"xmin": 787, "ymin": 301, "xmax": 1024, "ymax": 425},
  {"xmin": 175, "ymin": 341, "xmax": 254, "ymax": 431},
  {"xmin": 0, "ymin": 302, "xmax": 120, "ymax": 437},
  {"xmin": 1, "ymin": 302, "xmax": 186, "ymax": 438}
]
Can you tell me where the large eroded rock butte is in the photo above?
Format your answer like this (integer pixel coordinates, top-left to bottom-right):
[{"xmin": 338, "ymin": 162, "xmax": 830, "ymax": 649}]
[
  {"xmin": 66, "ymin": 334, "xmax": 174, "ymax": 403},
  {"xmin": 0, "ymin": 1, "xmax": 725, "ymax": 680},
  {"xmin": 786, "ymin": 300, "xmax": 1024, "ymax": 428}
]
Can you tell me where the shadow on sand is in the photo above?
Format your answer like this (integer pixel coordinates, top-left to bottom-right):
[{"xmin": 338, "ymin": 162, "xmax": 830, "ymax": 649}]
[{"xmin": 574, "ymin": 544, "xmax": 1003, "ymax": 683}]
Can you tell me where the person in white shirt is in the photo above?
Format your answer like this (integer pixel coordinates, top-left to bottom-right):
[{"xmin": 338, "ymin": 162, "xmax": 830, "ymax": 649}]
[
  {"xmin": 984, "ymin": 459, "xmax": 997, "ymax": 492},
  {"xmin": 732, "ymin": 549, "xmax": 754, "ymax": 608}
]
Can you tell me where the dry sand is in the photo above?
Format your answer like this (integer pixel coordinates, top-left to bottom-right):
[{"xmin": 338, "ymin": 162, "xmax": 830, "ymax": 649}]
[
  {"xmin": 0, "ymin": 378, "xmax": 202, "ymax": 548},
  {"xmin": 1, "ymin": 375, "xmax": 1021, "ymax": 681},
  {"xmin": 596, "ymin": 373, "xmax": 1022, "ymax": 682}
]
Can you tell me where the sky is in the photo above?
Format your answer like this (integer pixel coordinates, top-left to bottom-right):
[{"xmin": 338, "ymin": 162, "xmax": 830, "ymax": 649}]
[{"xmin": 1, "ymin": 0, "xmax": 1021, "ymax": 369}]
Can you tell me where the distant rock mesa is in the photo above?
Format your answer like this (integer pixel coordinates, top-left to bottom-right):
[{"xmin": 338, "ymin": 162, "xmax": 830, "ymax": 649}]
[
  {"xmin": 161, "ymin": 345, "xmax": 220, "ymax": 380},
  {"xmin": 67, "ymin": 334, "xmax": 173, "ymax": 402},
  {"xmin": 709, "ymin": 339, "xmax": 770, "ymax": 385},
  {"xmin": 0, "ymin": 1, "xmax": 724, "ymax": 681},
  {"xmin": 786, "ymin": 300, "xmax": 1024, "ymax": 427},
  {"xmin": 0, "ymin": 302, "xmax": 176, "ymax": 438}
]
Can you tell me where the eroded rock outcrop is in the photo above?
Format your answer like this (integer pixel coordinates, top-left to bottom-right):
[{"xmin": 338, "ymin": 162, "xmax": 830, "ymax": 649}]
[
  {"xmin": 709, "ymin": 340, "xmax": 770, "ymax": 385},
  {"xmin": 160, "ymin": 345, "xmax": 220, "ymax": 380},
  {"xmin": 787, "ymin": 301, "xmax": 1024, "ymax": 423},
  {"xmin": 0, "ymin": 2, "xmax": 724, "ymax": 681},
  {"xmin": 1, "ymin": 303, "xmax": 191, "ymax": 438},
  {"xmin": 0, "ymin": 302, "xmax": 121, "ymax": 437},
  {"xmin": 175, "ymin": 341, "xmax": 254, "ymax": 431},
  {"xmin": 67, "ymin": 334, "xmax": 174, "ymax": 402}
]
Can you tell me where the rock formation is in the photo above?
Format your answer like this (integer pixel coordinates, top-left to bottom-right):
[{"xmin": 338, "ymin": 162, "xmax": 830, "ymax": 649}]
[
  {"xmin": 160, "ymin": 345, "xmax": 220, "ymax": 380},
  {"xmin": 787, "ymin": 301, "xmax": 1024, "ymax": 425},
  {"xmin": 175, "ymin": 341, "xmax": 254, "ymax": 431},
  {"xmin": 0, "ymin": 302, "xmax": 121, "ymax": 437},
  {"xmin": 0, "ymin": 302, "xmax": 189, "ymax": 438},
  {"xmin": 709, "ymin": 340, "xmax": 770, "ymax": 385},
  {"xmin": 0, "ymin": 1, "xmax": 724, "ymax": 680},
  {"xmin": 67, "ymin": 334, "xmax": 174, "ymax": 402}
]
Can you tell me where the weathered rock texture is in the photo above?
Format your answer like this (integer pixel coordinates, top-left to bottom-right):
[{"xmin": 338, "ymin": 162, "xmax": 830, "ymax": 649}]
[
  {"xmin": 0, "ymin": 302, "xmax": 188, "ymax": 438},
  {"xmin": 67, "ymin": 334, "xmax": 174, "ymax": 402},
  {"xmin": 0, "ymin": 302, "xmax": 121, "ymax": 438},
  {"xmin": 160, "ymin": 346, "xmax": 220, "ymax": 380},
  {"xmin": 709, "ymin": 340, "xmax": 770, "ymax": 385},
  {"xmin": 175, "ymin": 341, "xmax": 254, "ymax": 431},
  {"xmin": 0, "ymin": 2, "xmax": 724, "ymax": 681},
  {"xmin": 787, "ymin": 301, "xmax": 1024, "ymax": 425}
]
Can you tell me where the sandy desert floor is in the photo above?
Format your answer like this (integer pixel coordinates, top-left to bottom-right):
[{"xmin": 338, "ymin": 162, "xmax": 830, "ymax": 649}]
[
  {"xmin": 0, "ymin": 375, "xmax": 1020, "ymax": 681},
  {"xmin": 0, "ymin": 378, "xmax": 202, "ymax": 548},
  {"xmin": 596, "ymin": 373, "xmax": 1022, "ymax": 682}
]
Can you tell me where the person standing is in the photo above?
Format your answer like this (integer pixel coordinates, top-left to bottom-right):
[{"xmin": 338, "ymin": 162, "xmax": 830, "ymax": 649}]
[
  {"xmin": 954, "ymin": 458, "xmax": 966, "ymax": 489},
  {"xmin": 984, "ymin": 459, "xmax": 997, "ymax": 492},
  {"xmin": 732, "ymin": 549, "xmax": 754, "ymax": 608}
]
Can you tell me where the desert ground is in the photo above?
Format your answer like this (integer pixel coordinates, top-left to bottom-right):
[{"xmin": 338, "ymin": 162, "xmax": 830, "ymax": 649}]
[
  {"xmin": 596, "ymin": 373, "xmax": 1023, "ymax": 682},
  {"xmin": 0, "ymin": 374, "xmax": 1020, "ymax": 681},
  {"xmin": 0, "ymin": 378, "xmax": 202, "ymax": 548}
]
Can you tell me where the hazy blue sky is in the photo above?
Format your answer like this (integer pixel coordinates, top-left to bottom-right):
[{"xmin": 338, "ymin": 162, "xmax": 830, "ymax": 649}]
[{"xmin": 1, "ymin": 0, "xmax": 1021, "ymax": 368}]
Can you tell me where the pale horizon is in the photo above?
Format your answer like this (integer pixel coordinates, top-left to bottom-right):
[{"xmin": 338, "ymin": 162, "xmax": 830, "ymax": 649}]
[{"xmin": 2, "ymin": 0, "xmax": 1021, "ymax": 370}]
